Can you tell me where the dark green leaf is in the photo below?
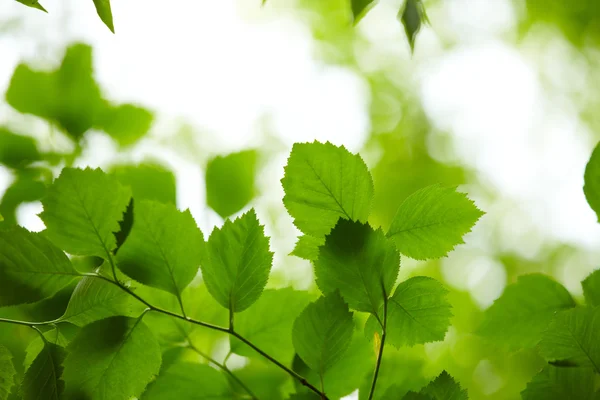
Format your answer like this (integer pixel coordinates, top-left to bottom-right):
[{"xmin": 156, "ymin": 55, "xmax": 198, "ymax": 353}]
[
  {"xmin": 521, "ymin": 366, "xmax": 597, "ymax": 400},
  {"xmin": 478, "ymin": 274, "xmax": 576, "ymax": 348},
  {"xmin": 21, "ymin": 342, "xmax": 66, "ymax": 400},
  {"xmin": 0, "ymin": 346, "xmax": 16, "ymax": 400},
  {"xmin": 351, "ymin": 0, "xmax": 377, "ymax": 23},
  {"xmin": 111, "ymin": 162, "xmax": 176, "ymax": 204},
  {"xmin": 386, "ymin": 185, "xmax": 483, "ymax": 260},
  {"xmin": 366, "ymin": 277, "xmax": 452, "ymax": 347},
  {"xmin": 281, "ymin": 141, "xmax": 374, "ymax": 239},
  {"xmin": 205, "ymin": 150, "xmax": 257, "ymax": 218},
  {"xmin": 230, "ymin": 288, "xmax": 311, "ymax": 362},
  {"xmin": 584, "ymin": 141, "xmax": 600, "ymax": 221},
  {"xmin": 0, "ymin": 227, "xmax": 78, "ymax": 306},
  {"xmin": 418, "ymin": 371, "xmax": 467, "ymax": 400},
  {"xmin": 62, "ymin": 316, "xmax": 161, "ymax": 400},
  {"xmin": 292, "ymin": 292, "xmax": 354, "ymax": 377},
  {"xmin": 0, "ymin": 128, "xmax": 40, "ymax": 169},
  {"xmin": 200, "ymin": 209, "xmax": 272, "ymax": 312},
  {"xmin": 142, "ymin": 363, "xmax": 232, "ymax": 400},
  {"xmin": 399, "ymin": 0, "xmax": 428, "ymax": 52},
  {"xmin": 98, "ymin": 104, "xmax": 153, "ymax": 145},
  {"xmin": 314, "ymin": 219, "xmax": 399, "ymax": 315},
  {"xmin": 0, "ymin": 171, "xmax": 46, "ymax": 226},
  {"xmin": 24, "ymin": 327, "xmax": 70, "ymax": 370},
  {"xmin": 538, "ymin": 307, "xmax": 600, "ymax": 372},
  {"xmin": 117, "ymin": 200, "xmax": 203, "ymax": 299},
  {"xmin": 582, "ymin": 269, "xmax": 600, "ymax": 307},
  {"xmin": 113, "ymin": 198, "xmax": 134, "ymax": 253},
  {"xmin": 40, "ymin": 167, "xmax": 131, "ymax": 258}
]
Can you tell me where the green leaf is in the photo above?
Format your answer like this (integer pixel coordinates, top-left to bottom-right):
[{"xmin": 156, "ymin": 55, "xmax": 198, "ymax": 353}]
[
  {"xmin": 62, "ymin": 316, "xmax": 162, "ymax": 400},
  {"xmin": 290, "ymin": 235, "xmax": 324, "ymax": 261},
  {"xmin": 538, "ymin": 307, "xmax": 600, "ymax": 372},
  {"xmin": 15, "ymin": 0, "xmax": 47, "ymax": 12},
  {"xmin": 232, "ymin": 359, "xmax": 288, "ymax": 400},
  {"xmin": 478, "ymin": 274, "xmax": 576, "ymax": 348},
  {"xmin": 582, "ymin": 269, "xmax": 600, "ymax": 307},
  {"xmin": 0, "ymin": 128, "xmax": 40, "ymax": 169},
  {"xmin": 292, "ymin": 292, "xmax": 354, "ymax": 377},
  {"xmin": 21, "ymin": 342, "xmax": 66, "ymax": 400},
  {"xmin": 98, "ymin": 104, "xmax": 153, "ymax": 146},
  {"xmin": 24, "ymin": 327, "xmax": 70, "ymax": 370},
  {"xmin": 386, "ymin": 185, "xmax": 483, "ymax": 260},
  {"xmin": 366, "ymin": 277, "xmax": 452, "ymax": 347},
  {"xmin": 0, "ymin": 227, "xmax": 78, "ymax": 306},
  {"xmin": 584, "ymin": 141, "xmax": 600, "ymax": 221},
  {"xmin": 93, "ymin": 0, "xmax": 115, "ymax": 32},
  {"xmin": 399, "ymin": 0, "xmax": 428, "ymax": 52},
  {"xmin": 0, "ymin": 346, "xmax": 16, "ymax": 400},
  {"xmin": 281, "ymin": 141, "xmax": 374, "ymax": 239},
  {"xmin": 200, "ymin": 209, "xmax": 272, "ymax": 312},
  {"xmin": 205, "ymin": 150, "xmax": 257, "ymax": 218},
  {"xmin": 0, "ymin": 171, "xmax": 46, "ymax": 226},
  {"xmin": 142, "ymin": 363, "xmax": 232, "ymax": 400},
  {"xmin": 117, "ymin": 200, "xmax": 203, "ymax": 299},
  {"xmin": 351, "ymin": 0, "xmax": 377, "ymax": 23},
  {"xmin": 418, "ymin": 371, "xmax": 467, "ymax": 400},
  {"xmin": 111, "ymin": 162, "xmax": 176, "ymax": 204},
  {"xmin": 60, "ymin": 276, "xmax": 143, "ymax": 326},
  {"xmin": 230, "ymin": 288, "xmax": 311, "ymax": 362},
  {"xmin": 521, "ymin": 366, "xmax": 597, "ymax": 400},
  {"xmin": 0, "ymin": 213, "xmax": 3, "ymax": 222},
  {"xmin": 40, "ymin": 167, "xmax": 131, "ymax": 258},
  {"xmin": 314, "ymin": 219, "xmax": 399, "ymax": 315}
]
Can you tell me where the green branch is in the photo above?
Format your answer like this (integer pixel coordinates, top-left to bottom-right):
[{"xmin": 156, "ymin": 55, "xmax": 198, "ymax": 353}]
[{"xmin": 368, "ymin": 297, "xmax": 388, "ymax": 400}]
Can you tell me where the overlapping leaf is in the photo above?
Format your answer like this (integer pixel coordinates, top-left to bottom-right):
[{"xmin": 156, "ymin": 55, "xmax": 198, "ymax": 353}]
[
  {"xmin": 0, "ymin": 227, "xmax": 78, "ymax": 306},
  {"xmin": 314, "ymin": 219, "xmax": 399, "ymax": 315},
  {"xmin": 40, "ymin": 168, "xmax": 131, "ymax": 258},
  {"xmin": 386, "ymin": 185, "xmax": 483, "ymax": 260},
  {"xmin": 200, "ymin": 209, "xmax": 272, "ymax": 312},
  {"xmin": 111, "ymin": 162, "xmax": 176, "ymax": 204},
  {"xmin": 584, "ymin": 141, "xmax": 600, "ymax": 221},
  {"xmin": 117, "ymin": 200, "xmax": 203, "ymax": 299},
  {"xmin": 351, "ymin": 0, "xmax": 376, "ymax": 23},
  {"xmin": 582, "ymin": 269, "xmax": 600, "ymax": 307},
  {"xmin": 0, "ymin": 346, "xmax": 15, "ymax": 400},
  {"xmin": 521, "ymin": 366, "xmax": 597, "ymax": 400},
  {"xmin": 21, "ymin": 343, "xmax": 66, "ymax": 400}
]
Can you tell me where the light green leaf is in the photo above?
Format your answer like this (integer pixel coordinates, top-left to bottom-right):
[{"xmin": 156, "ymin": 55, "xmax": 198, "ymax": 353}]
[
  {"xmin": 538, "ymin": 307, "xmax": 600, "ymax": 372},
  {"xmin": 351, "ymin": 0, "xmax": 377, "ymax": 23},
  {"xmin": 292, "ymin": 292, "xmax": 354, "ymax": 377},
  {"xmin": 200, "ymin": 209, "xmax": 272, "ymax": 312},
  {"xmin": 0, "ymin": 128, "xmax": 41, "ymax": 169},
  {"xmin": 315, "ymin": 219, "xmax": 399, "ymax": 315},
  {"xmin": 399, "ymin": 0, "xmax": 428, "ymax": 52},
  {"xmin": 521, "ymin": 366, "xmax": 597, "ymax": 400},
  {"xmin": 366, "ymin": 277, "xmax": 452, "ymax": 347},
  {"xmin": 386, "ymin": 184, "xmax": 483, "ymax": 260},
  {"xmin": 0, "ymin": 346, "xmax": 16, "ymax": 400},
  {"xmin": 290, "ymin": 235, "xmax": 324, "ymax": 261},
  {"xmin": 117, "ymin": 200, "xmax": 203, "ymax": 299},
  {"xmin": 98, "ymin": 104, "xmax": 153, "ymax": 146},
  {"xmin": 24, "ymin": 327, "xmax": 69, "ymax": 370},
  {"xmin": 142, "ymin": 363, "xmax": 232, "ymax": 400},
  {"xmin": 60, "ymin": 276, "xmax": 143, "ymax": 326},
  {"xmin": 93, "ymin": 0, "xmax": 114, "ymax": 32},
  {"xmin": 584, "ymin": 141, "xmax": 600, "ymax": 221},
  {"xmin": 232, "ymin": 359, "xmax": 288, "ymax": 400},
  {"xmin": 111, "ymin": 162, "xmax": 176, "ymax": 204},
  {"xmin": 478, "ymin": 274, "xmax": 576, "ymax": 348},
  {"xmin": 230, "ymin": 288, "xmax": 311, "ymax": 362},
  {"xmin": 281, "ymin": 141, "xmax": 374, "ymax": 239},
  {"xmin": 0, "ymin": 227, "xmax": 79, "ymax": 306},
  {"xmin": 62, "ymin": 316, "xmax": 161, "ymax": 400},
  {"xmin": 21, "ymin": 343, "xmax": 66, "ymax": 400},
  {"xmin": 582, "ymin": 269, "xmax": 600, "ymax": 307},
  {"xmin": 40, "ymin": 167, "xmax": 131, "ymax": 258},
  {"xmin": 206, "ymin": 150, "xmax": 257, "ymax": 219},
  {"xmin": 0, "ymin": 213, "xmax": 3, "ymax": 222},
  {"xmin": 417, "ymin": 371, "xmax": 467, "ymax": 400}
]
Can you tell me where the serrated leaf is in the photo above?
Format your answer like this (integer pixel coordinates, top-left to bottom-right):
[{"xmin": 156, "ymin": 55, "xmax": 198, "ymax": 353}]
[
  {"xmin": 521, "ymin": 366, "xmax": 597, "ymax": 400},
  {"xmin": 21, "ymin": 342, "xmax": 66, "ymax": 400},
  {"xmin": 366, "ymin": 277, "xmax": 452, "ymax": 347},
  {"xmin": 117, "ymin": 200, "xmax": 203, "ymax": 299},
  {"xmin": 23, "ymin": 327, "xmax": 70, "ymax": 370},
  {"xmin": 582, "ymin": 269, "xmax": 600, "ymax": 307},
  {"xmin": 418, "ymin": 371, "xmax": 467, "ymax": 400},
  {"xmin": 478, "ymin": 274, "xmax": 576, "ymax": 349},
  {"xmin": 113, "ymin": 198, "xmax": 134, "ymax": 254},
  {"xmin": 292, "ymin": 292, "xmax": 354, "ymax": 378},
  {"xmin": 40, "ymin": 168, "xmax": 131, "ymax": 258},
  {"xmin": 60, "ymin": 276, "xmax": 143, "ymax": 326},
  {"xmin": 142, "ymin": 363, "xmax": 232, "ymax": 400},
  {"xmin": 290, "ymin": 235, "xmax": 324, "ymax": 261},
  {"xmin": 62, "ymin": 316, "xmax": 161, "ymax": 400},
  {"xmin": 111, "ymin": 163, "xmax": 176, "ymax": 204},
  {"xmin": 0, "ymin": 128, "xmax": 41, "ymax": 169},
  {"xmin": 315, "ymin": 219, "xmax": 399, "ymax": 315},
  {"xmin": 281, "ymin": 141, "xmax": 374, "ymax": 239},
  {"xmin": 0, "ymin": 227, "xmax": 79, "ymax": 306},
  {"xmin": 93, "ymin": 0, "xmax": 114, "ymax": 32},
  {"xmin": 538, "ymin": 307, "xmax": 600, "ymax": 372},
  {"xmin": 584, "ymin": 141, "xmax": 600, "ymax": 221},
  {"xmin": 206, "ymin": 150, "xmax": 257, "ymax": 218},
  {"xmin": 98, "ymin": 104, "xmax": 153, "ymax": 145},
  {"xmin": 0, "ymin": 346, "xmax": 16, "ymax": 400},
  {"xmin": 399, "ymin": 0, "xmax": 428, "ymax": 52},
  {"xmin": 351, "ymin": 0, "xmax": 377, "ymax": 23},
  {"xmin": 386, "ymin": 185, "xmax": 483, "ymax": 260},
  {"xmin": 200, "ymin": 209, "xmax": 272, "ymax": 312},
  {"xmin": 230, "ymin": 288, "xmax": 311, "ymax": 362}
]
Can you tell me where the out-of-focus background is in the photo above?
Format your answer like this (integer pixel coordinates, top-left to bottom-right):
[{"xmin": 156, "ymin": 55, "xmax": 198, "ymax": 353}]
[{"xmin": 1, "ymin": 0, "xmax": 600, "ymax": 398}]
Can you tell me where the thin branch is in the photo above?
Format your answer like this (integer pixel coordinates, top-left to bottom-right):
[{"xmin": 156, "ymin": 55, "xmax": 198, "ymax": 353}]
[
  {"xmin": 368, "ymin": 298, "xmax": 388, "ymax": 400},
  {"xmin": 0, "ymin": 317, "xmax": 58, "ymax": 327}
]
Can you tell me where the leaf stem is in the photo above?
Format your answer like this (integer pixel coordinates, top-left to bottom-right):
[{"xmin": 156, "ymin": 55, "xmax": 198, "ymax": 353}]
[
  {"xmin": 230, "ymin": 331, "xmax": 328, "ymax": 399},
  {"xmin": 368, "ymin": 298, "xmax": 388, "ymax": 400},
  {"xmin": 0, "ymin": 317, "xmax": 57, "ymax": 327}
]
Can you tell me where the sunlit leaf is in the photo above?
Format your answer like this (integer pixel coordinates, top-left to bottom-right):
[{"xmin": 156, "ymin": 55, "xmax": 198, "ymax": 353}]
[
  {"xmin": 93, "ymin": 0, "xmax": 115, "ymax": 32},
  {"xmin": 290, "ymin": 234, "xmax": 324, "ymax": 261},
  {"xmin": 98, "ymin": 104, "xmax": 153, "ymax": 146},
  {"xmin": 21, "ymin": 342, "xmax": 66, "ymax": 400},
  {"xmin": 15, "ymin": 0, "xmax": 46, "ymax": 12},
  {"xmin": 351, "ymin": 0, "xmax": 376, "ymax": 23},
  {"xmin": 521, "ymin": 366, "xmax": 597, "ymax": 400},
  {"xmin": 582, "ymin": 269, "xmax": 600, "ymax": 307},
  {"xmin": 0, "ymin": 128, "xmax": 40, "ymax": 169},
  {"xmin": 111, "ymin": 162, "xmax": 176, "ymax": 204},
  {"xmin": 23, "ymin": 327, "xmax": 70, "ymax": 370},
  {"xmin": 0, "ymin": 346, "xmax": 15, "ymax": 400}
]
